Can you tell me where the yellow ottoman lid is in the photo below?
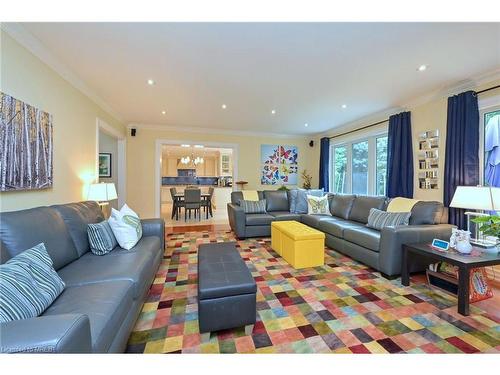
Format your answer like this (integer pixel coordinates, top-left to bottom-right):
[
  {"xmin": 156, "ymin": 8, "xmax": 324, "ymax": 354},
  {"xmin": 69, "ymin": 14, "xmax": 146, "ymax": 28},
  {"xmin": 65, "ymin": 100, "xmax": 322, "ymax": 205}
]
[{"xmin": 280, "ymin": 222, "xmax": 325, "ymax": 240}]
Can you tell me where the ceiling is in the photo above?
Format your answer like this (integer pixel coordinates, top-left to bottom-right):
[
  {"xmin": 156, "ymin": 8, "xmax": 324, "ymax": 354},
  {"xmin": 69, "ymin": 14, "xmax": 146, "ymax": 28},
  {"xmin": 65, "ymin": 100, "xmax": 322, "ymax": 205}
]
[{"xmin": 17, "ymin": 22, "xmax": 500, "ymax": 135}]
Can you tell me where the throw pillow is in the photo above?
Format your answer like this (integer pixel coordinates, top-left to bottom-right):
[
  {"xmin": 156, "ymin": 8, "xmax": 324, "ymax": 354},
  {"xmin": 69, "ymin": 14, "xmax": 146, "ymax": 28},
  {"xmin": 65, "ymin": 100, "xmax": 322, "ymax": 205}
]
[
  {"xmin": 306, "ymin": 195, "xmax": 331, "ymax": 215},
  {"xmin": 88, "ymin": 220, "xmax": 118, "ymax": 255},
  {"xmin": 366, "ymin": 208, "xmax": 411, "ymax": 231},
  {"xmin": 108, "ymin": 204, "xmax": 143, "ymax": 250},
  {"xmin": 289, "ymin": 189, "xmax": 324, "ymax": 214},
  {"xmin": 0, "ymin": 243, "xmax": 65, "ymax": 323},
  {"xmin": 239, "ymin": 199, "xmax": 267, "ymax": 214}
]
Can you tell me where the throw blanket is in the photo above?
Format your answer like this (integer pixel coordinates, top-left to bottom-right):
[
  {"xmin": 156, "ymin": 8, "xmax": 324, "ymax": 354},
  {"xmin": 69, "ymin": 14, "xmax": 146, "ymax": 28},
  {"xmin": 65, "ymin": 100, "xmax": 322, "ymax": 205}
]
[
  {"xmin": 242, "ymin": 190, "xmax": 259, "ymax": 201},
  {"xmin": 386, "ymin": 197, "xmax": 419, "ymax": 212}
]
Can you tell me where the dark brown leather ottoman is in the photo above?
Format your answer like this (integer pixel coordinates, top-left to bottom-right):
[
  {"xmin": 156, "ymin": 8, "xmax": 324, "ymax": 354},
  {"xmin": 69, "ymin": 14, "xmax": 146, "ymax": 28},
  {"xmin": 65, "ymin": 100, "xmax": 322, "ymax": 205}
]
[{"xmin": 197, "ymin": 242, "xmax": 256, "ymax": 341}]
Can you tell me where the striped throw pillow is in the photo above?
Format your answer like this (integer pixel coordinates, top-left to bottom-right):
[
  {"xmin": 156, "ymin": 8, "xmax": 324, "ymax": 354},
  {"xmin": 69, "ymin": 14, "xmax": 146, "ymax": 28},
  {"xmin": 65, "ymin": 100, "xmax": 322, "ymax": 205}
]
[
  {"xmin": 0, "ymin": 243, "xmax": 65, "ymax": 323},
  {"xmin": 239, "ymin": 199, "xmax": 267, "ymax": 214},
  {"xmin": 88, "ymin": 221, "xmax": 118, "ymax": 255},
  {"xmin": 366, "ymin": 208, "xmax": 411, "ymax": 231}
]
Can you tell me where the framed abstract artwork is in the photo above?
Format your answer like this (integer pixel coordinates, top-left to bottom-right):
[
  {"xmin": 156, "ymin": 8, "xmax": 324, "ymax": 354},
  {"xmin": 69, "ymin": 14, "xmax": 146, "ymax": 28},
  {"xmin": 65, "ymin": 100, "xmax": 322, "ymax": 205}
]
[
  {"xmin": 99, "ymin": 153, "xmax": 112, "ymax": 178},
  {"xmin": 261, "ymin": 144, "xmax": 298, "ymax": 185},
  {"xmin": 0, "ymin": 92, "xmax": 53, "ymax": 191}
]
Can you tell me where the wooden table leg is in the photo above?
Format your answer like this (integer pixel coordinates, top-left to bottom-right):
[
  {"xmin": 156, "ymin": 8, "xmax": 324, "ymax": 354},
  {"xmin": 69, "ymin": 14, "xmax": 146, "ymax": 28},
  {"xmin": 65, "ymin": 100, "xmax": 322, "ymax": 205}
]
[
  {"xmin": 458, "ymin": 266, "xmax": 470, "ymax": 316},
  {"xmin": 401, "ymin": 246, "xmax": 410, "ymax": 286}
]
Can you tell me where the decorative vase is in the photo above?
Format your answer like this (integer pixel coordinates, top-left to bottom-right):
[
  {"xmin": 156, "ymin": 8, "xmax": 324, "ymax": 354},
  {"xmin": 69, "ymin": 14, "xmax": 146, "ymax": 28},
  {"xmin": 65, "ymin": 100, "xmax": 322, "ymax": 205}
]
[{"xmin": 456, "ymin": 239, "xmax": 473, "ymax": 254}]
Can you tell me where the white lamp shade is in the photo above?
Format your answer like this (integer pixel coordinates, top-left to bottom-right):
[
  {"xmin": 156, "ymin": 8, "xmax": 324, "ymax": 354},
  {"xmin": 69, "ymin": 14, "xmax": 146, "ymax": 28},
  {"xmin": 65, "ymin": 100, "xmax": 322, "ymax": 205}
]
[
  {"xmin": 87, "ymin": 183, "xmax": 117, "ymax": 201},
  {"xmin": 491, "ymin": 187, "xmax": 500, "ymax": 210},
  {"xmin": 449, "ymin": 186, "xmax": 495, "ymax": 210}
]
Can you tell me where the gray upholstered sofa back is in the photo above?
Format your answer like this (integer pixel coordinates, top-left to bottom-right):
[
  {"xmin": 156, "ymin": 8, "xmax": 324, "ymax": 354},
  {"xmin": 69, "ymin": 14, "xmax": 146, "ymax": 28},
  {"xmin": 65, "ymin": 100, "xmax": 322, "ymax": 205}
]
[{"xmin": 0, "ymin": 201, "xmax": 103, "ymax": 270}]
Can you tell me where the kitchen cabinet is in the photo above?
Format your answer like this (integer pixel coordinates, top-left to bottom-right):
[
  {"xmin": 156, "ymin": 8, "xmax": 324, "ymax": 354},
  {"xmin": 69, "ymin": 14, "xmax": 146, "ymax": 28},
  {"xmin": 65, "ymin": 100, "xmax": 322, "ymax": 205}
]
[{"xmin": 220, "ymin": 153, "xmax": 232, "ymax": 176}]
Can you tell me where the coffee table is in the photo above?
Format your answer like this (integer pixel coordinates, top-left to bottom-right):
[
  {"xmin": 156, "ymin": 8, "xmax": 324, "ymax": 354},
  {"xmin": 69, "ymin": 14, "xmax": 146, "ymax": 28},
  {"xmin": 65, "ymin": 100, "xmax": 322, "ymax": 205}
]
[{"xmin": 401, "ymin": 243, "xmax": 500, "ymax": 316}]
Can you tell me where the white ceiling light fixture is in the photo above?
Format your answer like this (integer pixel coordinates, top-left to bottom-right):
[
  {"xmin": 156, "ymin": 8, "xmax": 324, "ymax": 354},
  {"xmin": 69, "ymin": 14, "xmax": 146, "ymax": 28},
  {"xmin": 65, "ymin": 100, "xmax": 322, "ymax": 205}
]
[
  {"xmin": 417, "ymin": 64, "xmax": 427, "ymax": 72},
  {"xmin": 271, "ymin": 109, "xmax": 276, "ymax": 115},
  {"xmin": 147, "ymin": 79, "xmax": 155, "ymax": 85},
  {"xmin": 181, "ymin": 144, "xmax": 190, "ymax": 148},
  {"xmin": 221, "ymin": 104, "xmax": 227, "ymax": 109},
  {"xmin": 341, "ymin": 104, "xmax": 347, "ymax": 109},
  {"xmin": 161, "ymin": 110, "xmax": 166, "ymax": 115},
  {"xmin": 194, "ymin": 145, "xmax": 204, "ymax": 148},
  {"xmin": 304, "ymin": 123, "xmax": 309, "ymax": 127}
]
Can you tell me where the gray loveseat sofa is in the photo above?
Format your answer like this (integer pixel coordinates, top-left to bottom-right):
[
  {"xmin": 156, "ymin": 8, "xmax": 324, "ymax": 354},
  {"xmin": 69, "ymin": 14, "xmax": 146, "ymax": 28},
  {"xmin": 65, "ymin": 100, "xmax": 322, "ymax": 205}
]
[
  {"xmin": 0, "ymin": 201, "xmax": 164, "ymax": 353},
  {"xmin": 227, "ymin": 191, "xmax": 454, "ymax": 277}
]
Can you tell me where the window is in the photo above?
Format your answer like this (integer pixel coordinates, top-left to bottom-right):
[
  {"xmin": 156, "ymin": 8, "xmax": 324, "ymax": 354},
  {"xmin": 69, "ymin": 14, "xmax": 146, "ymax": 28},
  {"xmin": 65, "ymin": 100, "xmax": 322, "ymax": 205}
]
[
  {"xmin": 481, "ymin": 107, "xmax": 500, "ymax": 188},
  {"xmin": 330, "ymin": 133, "xmax": 388, "ymax": 195}
]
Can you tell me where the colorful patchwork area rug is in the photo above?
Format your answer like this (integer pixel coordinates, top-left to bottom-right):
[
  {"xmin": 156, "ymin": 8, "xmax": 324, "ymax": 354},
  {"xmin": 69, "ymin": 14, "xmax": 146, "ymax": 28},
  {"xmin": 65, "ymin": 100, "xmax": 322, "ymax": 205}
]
[{"xmin": 126, "ymin": 231, "xmax": 500, "ymax": 353}]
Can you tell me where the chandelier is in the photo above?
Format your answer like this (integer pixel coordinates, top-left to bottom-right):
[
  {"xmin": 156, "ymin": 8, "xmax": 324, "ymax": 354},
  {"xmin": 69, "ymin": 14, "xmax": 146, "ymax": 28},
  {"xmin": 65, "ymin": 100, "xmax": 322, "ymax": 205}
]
[{"xmin": 180, "ymin": 155, "xmax": 204, "ymax": 165}]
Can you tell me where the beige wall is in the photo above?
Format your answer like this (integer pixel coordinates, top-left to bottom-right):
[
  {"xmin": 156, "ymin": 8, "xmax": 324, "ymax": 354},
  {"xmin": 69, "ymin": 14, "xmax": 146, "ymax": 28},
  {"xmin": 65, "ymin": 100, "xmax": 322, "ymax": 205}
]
[
  {"xmin": 0, "ymin": 32, "xmax": 125, "ymax": 211},
  {"xmin": 98, "ymin": 131, "xmax": 119, "ymax": 209},
  {"xmin": 127, "ymin": 128, "xmax": 319, "ymax": 217}
]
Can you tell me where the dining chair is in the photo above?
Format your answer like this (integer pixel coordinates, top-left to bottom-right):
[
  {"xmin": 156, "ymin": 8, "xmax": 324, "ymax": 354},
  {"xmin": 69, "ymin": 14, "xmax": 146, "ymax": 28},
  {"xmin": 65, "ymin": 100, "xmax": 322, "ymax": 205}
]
[
  {"xmin": 184, "ymin": 188, "xmax": 201, "ymax": 221},
  {"xmin": 202, "ymin": 186, "xmax": 215, "ymax": 219},
  {"xmin": 170, "ymin": 187, "xmax": 183, "ymax": 220}
]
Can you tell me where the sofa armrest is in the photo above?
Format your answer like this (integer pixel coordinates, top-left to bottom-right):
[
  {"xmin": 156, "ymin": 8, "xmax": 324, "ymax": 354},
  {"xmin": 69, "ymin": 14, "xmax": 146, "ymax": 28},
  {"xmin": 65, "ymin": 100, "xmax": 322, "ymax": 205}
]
[
  {"xmin": 379, "ymin": 224, "xmax": 455, "ymax": 276},
  {"xmin": 0, "ymin": 314, "xmax": 92, "ymax": 353},
  {"xmin": 141, "ymin": 218, "xmax": 165, "ymax": 250},
  {"xmin": 227, "ymin": 203, "xmax": 246, "ymax": 239}
]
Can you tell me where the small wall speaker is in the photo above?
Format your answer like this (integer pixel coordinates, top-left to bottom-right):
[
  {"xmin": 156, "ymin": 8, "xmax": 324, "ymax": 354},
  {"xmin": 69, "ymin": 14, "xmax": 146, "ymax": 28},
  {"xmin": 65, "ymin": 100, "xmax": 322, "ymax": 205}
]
[
  {"xmin": 309, "ymin": 140, "xmax": 314, "ymax": 147},
  {"xmin": 131, "ymin": 128, "xmax": 137, "ymax": 137}
]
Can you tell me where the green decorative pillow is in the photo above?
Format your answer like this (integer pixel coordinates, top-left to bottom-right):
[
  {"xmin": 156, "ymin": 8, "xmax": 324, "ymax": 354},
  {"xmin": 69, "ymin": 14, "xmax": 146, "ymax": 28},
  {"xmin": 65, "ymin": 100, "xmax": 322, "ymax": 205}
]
[{"xmin": 306, "ymin": 195, "xmax": 331, "ymax": 216}]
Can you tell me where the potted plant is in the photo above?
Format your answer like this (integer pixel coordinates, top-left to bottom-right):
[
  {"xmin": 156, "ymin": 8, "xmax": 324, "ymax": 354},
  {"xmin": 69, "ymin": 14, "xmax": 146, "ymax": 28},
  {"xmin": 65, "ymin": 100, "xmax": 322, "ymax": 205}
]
[
  {"xmin": 471, "ymin": 215, "xmax": 500, "ymax": 253},
  {"xmin": 301, "ymin": 169, "xmax": 312, "ymax": 190},
  {"xmin": 277, "ymin": 185, "xmax": 289, "ymax": 191}
]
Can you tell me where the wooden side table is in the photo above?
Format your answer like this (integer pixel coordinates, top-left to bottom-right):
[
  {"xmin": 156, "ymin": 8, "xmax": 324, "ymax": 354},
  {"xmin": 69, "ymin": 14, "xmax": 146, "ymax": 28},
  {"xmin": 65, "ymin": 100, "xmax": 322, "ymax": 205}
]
[{"xmin": 402, "ymin": 243, "xmax": 500, "ymax": 316}]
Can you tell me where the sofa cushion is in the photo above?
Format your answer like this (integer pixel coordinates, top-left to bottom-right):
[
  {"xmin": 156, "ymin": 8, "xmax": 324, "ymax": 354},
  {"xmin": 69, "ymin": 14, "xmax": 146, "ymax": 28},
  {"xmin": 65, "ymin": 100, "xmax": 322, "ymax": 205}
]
[
  {"xmin": 288, "ymin": 189, "xmax": 324, "ymax": 214},
  {"xmin": 307, "ymin": 195, "xmax": 331, "ymax": 215},
  {"xmin": 268, "ymin": 211, "xmax": 302, "ymax": 221},
  {"xmin": 348, "ymin": 196, "xmax": 387, "ymax": 224},
  {"xmin": 42, "ymin": 280, "xmax": 134, "ymax": 353},
  {"xmin": 366, "ymin": 208, "xmax": 411, "ymax": 230},
  {"xmin": 263, "ymin": 191, "xmax": 289, "ymax": 212},
  {"xmin": 57, "ymin": 236, "xmax": 160, "ymax": 299},
  {"xmin": 300, "ymin": 214, "xmax": 332, "ymax": 229},
  {"xmin": 87, "ymin": 221, "xmax": 118, "ymax": 255},
  {"xmin": 319, "ymin": 218, "xmax": 365, "ymax": 238},
  {"xmin": 231, "ymin": 191, "xmax": 264, "ymax": 205},
  {"xmin": 51, "ymin": 201, "xmax": 104, "ymax": 257},
  {"xmin": 329, "ymin": 194, "xmax": 356, "ymax": 219},
  {"xmin": 239, "ymin": 199, "xmax": 267, "ymax": 214},
  {"xmin": 245, "ymin": 213, "xmax": 275, "ymax": 226},
  {"xmin": 0, "ymin": 207, "xmax": 79, "ymax": 270},
  {"xmin": 410, "ymin": 201, "xmax": 444, "ymax": 225},
  {"xmin": 343, "ymin": 227, "xmax": 381, "ymax": 252}
]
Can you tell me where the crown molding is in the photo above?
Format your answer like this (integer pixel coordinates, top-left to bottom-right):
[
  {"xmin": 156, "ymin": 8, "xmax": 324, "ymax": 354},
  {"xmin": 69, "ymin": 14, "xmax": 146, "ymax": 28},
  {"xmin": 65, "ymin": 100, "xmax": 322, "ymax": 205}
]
[
  {"xmin": 127, "ymin": 123, "xmax": 307, "ymax": 139},
  {"xmin": 1, "ymin": 22, "xmax": 123, "ymax": 122}
]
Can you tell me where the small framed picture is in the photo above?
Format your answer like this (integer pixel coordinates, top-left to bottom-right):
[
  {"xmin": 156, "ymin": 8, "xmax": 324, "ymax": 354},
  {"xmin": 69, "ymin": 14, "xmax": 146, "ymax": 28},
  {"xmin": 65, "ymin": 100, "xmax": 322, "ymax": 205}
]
[{"xmin": 99, "ymin": 153, "xmax": 112, "ymax": 178}]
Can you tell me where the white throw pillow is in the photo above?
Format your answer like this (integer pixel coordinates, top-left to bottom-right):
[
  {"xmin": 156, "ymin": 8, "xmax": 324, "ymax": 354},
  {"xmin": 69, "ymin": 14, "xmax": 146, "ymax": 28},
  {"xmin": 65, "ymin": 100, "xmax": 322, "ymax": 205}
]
[
  {"xmin": 108, "ymin": 204, "xmax": 143, "ymax": 250},
  {"xmin": 306, "ymin": 195, "xmax": 331, "ymax": 216}
]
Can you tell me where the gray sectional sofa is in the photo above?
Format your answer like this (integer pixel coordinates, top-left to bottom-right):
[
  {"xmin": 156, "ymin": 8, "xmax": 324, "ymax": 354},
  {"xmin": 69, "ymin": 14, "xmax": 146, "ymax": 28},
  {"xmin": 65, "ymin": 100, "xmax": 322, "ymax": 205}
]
[
  {"xmin": 228, "ymin": 191, "xmax": 454, "ymax": 277},
  {"xmin": 0, "ymin": 201, "xmax": 164, "ymax": 353}
]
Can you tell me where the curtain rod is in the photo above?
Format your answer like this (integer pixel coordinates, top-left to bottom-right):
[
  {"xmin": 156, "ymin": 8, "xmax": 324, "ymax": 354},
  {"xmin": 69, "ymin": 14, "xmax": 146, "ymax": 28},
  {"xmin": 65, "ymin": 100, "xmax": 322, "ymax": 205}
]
[
  {"xmin": 327, "ymin": 84, "xmax": 500, "ymax": 140},
  {"xmin": 328, "ymin": 119, "xmax": 389, "ymax": 140},
  {"xmin": 476, "ymin": 84, "xmax": 500, "ymax": 95}
]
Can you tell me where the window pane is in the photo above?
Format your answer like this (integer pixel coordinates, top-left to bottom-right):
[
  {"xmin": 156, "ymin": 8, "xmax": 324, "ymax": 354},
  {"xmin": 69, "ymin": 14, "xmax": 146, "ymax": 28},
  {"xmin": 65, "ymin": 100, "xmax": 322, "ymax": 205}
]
[
  {"xmin": 484, "ymin": 110, "xmax": 500, "ymax": 187},
  {"xmin": 333, "ymin": 146, "xmax": 347, "ymax": 193},
  {"xmin": 376, "ymin": 136, "xmax": 388, "ymax": 195},
  {"xmin": 352, "ymin": 141, "xmax": 368, "ymax": 194}
]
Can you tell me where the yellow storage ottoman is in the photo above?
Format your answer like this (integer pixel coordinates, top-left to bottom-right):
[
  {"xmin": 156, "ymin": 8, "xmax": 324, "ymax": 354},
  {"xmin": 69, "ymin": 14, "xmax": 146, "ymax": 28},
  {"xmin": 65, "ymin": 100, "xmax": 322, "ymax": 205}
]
[
  {"xmin": 280, "ymin": 222, "xmax": 325, "ymax": 269},
  {"xmin": 271, "ymin": 221, "xmax": 296, "ymax": 256}
]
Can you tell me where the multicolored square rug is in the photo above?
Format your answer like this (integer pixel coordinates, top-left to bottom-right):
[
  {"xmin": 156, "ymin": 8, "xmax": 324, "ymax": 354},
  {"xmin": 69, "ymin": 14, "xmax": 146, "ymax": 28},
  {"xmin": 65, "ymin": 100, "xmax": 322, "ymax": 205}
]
[{"xmin": 126, "ymin": 231, "xmax": 500, "ymax": 353}]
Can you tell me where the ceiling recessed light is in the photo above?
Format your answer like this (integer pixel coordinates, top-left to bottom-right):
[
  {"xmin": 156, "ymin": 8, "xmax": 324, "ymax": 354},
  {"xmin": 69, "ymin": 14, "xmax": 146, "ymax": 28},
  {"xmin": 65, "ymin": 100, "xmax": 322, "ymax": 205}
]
[
  {"xmin": 194, "ymin": 145, "xmax": 204, "ymax": 148},
  {"xmin": 181, "ymin": 144, "xmax": 190, "ymax": 148},
  {"xmin": 341, "ymin": 104, "xmax": 347, "ymax": 109},
  {"xmin": 304, "ymin": 123, "xmax": 309, "ymax": 127},
  {"xmin": 221, "ymin": 104, "xmax": 227, "ymax": 109},
  {"xmin": 147, "ymin": 79, "xmax": 155, "ymax": 85},
  {"xmin": 271, "ymin": 109, "xmax": 276, "ymax": 115},
  {"xmin": 161, "ymin": 110, "xmax": 166, "ymax": 115},
  {"xmin": 417, "ymin": 65, "xmax": 427, "ymax": 72}
]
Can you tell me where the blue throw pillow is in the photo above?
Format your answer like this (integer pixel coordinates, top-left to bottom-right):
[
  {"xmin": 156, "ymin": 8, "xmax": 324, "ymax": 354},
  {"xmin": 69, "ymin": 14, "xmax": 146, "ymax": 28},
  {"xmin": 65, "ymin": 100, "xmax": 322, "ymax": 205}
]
[
  {"xmin": 88, "ymin": 221, "xmax": 118, "ymax": 255},
  {"xmin": 0, "ymin": 243, "xmax": 65, "ymax": 323}
]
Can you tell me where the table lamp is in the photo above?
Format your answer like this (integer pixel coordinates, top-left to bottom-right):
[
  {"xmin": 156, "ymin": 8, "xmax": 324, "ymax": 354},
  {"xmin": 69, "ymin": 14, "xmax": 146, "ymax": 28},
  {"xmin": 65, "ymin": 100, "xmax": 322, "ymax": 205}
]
[
  {"xmin": 450, "ymin": 186, "xmax": 499, "ymax": 247},
  {"xmin": 87, "ymin": 182, "xmax": 118, "ymax": 207}
]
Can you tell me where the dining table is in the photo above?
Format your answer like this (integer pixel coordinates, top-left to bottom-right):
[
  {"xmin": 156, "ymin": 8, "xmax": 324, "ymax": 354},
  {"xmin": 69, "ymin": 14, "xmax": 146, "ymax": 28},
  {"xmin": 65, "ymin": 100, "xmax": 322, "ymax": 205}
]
[{"xmin": 172, "ymin": 191, "xmax": 213, "ymax": 220}]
